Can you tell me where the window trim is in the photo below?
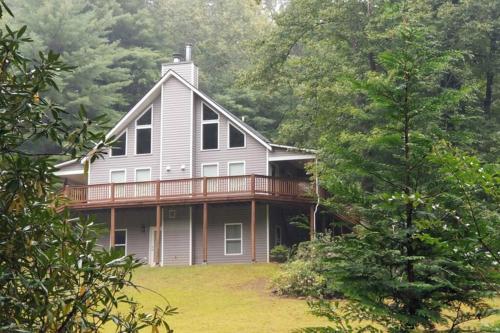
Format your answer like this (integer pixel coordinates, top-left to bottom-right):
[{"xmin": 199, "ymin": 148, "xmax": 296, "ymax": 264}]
[
  {"xmin": 227, "ymin": 123, "xmax": 246, "ymax": 149},
  {"xmin": 110, "ymin": 129, "xmax": 128, "ymax": 158},
  {"xmin": 201, "ymin": 102, "xmax": 219, "ymax": 151},
  {"xmin": 135, "ymin": 106, "xmax": 153, "ymax": 155},
  {"xmin": 201, "ymin": 162, "xmax": 219, "ymax": 177},
  {"xmin": 113, "ymin": 228, "xmax": 127, "ymax": 255},
  {"xmin": 227, "ymin": 161, "xmax": 246, "ymax": 176},
  {"xmin": 109, "ymin": 168, "xmax": 127, "ymax": 183},
  {"xmin": 224, "ymin": 223, "xmax": 243, "ymax": 256}
]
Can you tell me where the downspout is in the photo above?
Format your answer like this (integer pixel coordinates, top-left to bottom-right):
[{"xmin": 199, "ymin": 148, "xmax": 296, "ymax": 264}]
[{"xmin": 313, "ymin": 156, "xmax": 320, "ymax": 238}]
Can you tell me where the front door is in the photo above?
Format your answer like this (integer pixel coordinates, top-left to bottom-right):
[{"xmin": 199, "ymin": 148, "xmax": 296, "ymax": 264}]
[{"xmin": 148, "ymin": 226, "xmax": 159, "ymax": 266}]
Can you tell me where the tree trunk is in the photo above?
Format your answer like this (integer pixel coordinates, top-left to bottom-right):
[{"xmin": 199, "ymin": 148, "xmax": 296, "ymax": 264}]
[
  {"xmin": 403, "ymin": 80, "xmax": 417, "ymax": 325},
  {"xmin": 483, "ymin": 34, "xmax": 497, "ymax": 116},
  {"xmin": 483, "ymin": 71, "xmax": 493, "ymax": 115}
]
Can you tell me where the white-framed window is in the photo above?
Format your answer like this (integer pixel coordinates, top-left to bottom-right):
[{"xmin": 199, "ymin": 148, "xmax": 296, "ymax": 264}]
[
  {"xmin": 224, "ymin": 223, "xmax": 242, "ymax": 255},
  {"xmin": 136, "ymin": 107, "xmax": 152, "ymax": 154},
  {"xmin": 228, "ymin": 123, "xmax": 245, "ymax": 149},
  {"xmin": 110, "ymin": 130, "xmax": 127, "ymax": 157},
  {"xmin": 201, "ymin": 163, "xmax": 219, "ymax": 193},
  {"xmin": 114, "ymin": 229, "xmax": 127, "ymax": 256},
  {"xmin": 135, "ymin": 168, "xmax": 152, "ymax": 197},
  {"xmin": 110, "ymin": 169, "xmax": 126, "ymax": 183},
  {"xmin": 110, "ymin": 169, "xmax": 126, "ymax": 198},
  {"xmin": 275, "ymin": 225, "xmax": 282, "ymax": 246},
  {"xmin": 201, "ymin": 103, "xmax": 219, "ymax": 150},
  {"xmin": 228, "ymin": 161, "xmax": 246, "ymax": 192},
  {"xmin": 228, "ymin": 161, "xmax": 245, "ymax": 176}
]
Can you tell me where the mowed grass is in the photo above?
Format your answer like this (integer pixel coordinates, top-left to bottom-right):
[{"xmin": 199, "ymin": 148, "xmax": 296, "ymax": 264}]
[
  {"xmin": 108, "ymin": 264, "xmax": 499, "ymax": 332},
  {"xmin": 115, "ymin": 263, "xmax": 329, "ymax": 333}
]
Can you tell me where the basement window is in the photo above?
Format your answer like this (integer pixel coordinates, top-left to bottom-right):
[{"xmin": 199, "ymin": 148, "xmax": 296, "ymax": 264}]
[
  {"xmin": 225, "ymin": 223, "xmax": 242, "ymax": 255},
  {"xmin": 136, "ymin": 108, "xmax": 152, "ymax": 154},
  {"xmin": 228, "ymin": 123, "xmax": 245, "ymax": 148},
  {"xmin": 114, "ymin": 229, "xmax": 127, "ymax": 256},
  {"xmin": 110, "ymin": 131, "xmax": 127, "ymax": 156},
  {"xmin": 202, "ymin": 104, "xmax": 218, "ymax": 150}
]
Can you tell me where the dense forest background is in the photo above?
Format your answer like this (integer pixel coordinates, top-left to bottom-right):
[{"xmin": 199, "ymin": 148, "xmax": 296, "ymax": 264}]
[{"xmin": 7, "ymin": 0, "xmax": 499, "ymax": 162}]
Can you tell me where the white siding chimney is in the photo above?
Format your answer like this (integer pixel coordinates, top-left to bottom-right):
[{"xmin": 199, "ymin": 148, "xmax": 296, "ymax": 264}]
[{"xmin": 161, "ymin": 44, "xmax": 198, "ymax": 88}]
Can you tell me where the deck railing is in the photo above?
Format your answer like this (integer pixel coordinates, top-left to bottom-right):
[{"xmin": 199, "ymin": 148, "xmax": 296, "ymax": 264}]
[{"xmin": 63, "ymin": 175, "xmax": 315, "ymax": 205}]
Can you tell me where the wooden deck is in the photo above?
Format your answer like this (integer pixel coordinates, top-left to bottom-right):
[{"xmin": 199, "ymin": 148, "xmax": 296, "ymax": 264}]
[{"xmin": 63, "ymin": 174, "xmax": 316, "ymax": 210}]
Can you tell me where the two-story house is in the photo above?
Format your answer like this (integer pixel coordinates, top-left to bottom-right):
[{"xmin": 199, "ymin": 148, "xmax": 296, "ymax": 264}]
[{"xmin": 55, "ymin": 45, "xmax": 321, "ymax": 266}]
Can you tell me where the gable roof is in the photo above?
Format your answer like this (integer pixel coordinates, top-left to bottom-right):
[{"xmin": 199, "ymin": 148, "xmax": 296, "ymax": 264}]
[{"xmin": 103, "ymin": 69, "xmax": 273, "ymax": 152}]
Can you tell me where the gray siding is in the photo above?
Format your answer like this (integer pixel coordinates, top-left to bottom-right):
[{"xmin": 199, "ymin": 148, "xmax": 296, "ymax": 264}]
[
  {"xmin": 89, "ymin": 96, "xmax": 162, "ymax": 185},
  {"xmin": 193, "ymin": 95, "xmax": 268, "ymax": 177},
  {"xmin": 160, "ymin": 77, "xmax": 193, "ymax": 180},
  {"xmin": 192, "ymin": 203, "xmax": 268, "ymax": 264},
  {"xmin": 81, "ymin": 208, "xmax": 156, "ymax": 263},
  {"xmin": 163, "ymin": 206, "xmax": 191, "ymax": 266}
]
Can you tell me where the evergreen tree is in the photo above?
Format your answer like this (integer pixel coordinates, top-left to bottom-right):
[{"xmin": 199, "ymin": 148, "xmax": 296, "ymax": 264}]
[{"xmin": 10, "ymin": 0, "xmax": 132, "ymax": 122}]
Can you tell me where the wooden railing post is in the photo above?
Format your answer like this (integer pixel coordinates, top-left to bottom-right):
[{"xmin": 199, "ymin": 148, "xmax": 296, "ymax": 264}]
[
  {"xmin": 203, "ymin": 203, "xmax": 208, "ymax": 263},
  {"xmin": 155, "ymin": 205, "xmax": 161, "ymax": 265},
  {"xmin": 251, "ymin": 174, "xmax": 255, "ymax": 195},
  {"xmin": 111, "ymin": 183, "xmax": 115, "ymax": 202},
  {"xmin": 156, "ymin": 180, "xmax": 160, "ymax": 200},
  {"xmin": 110, "ymin": 207, "xmax": 116, "ymax": 249},
  {"xmin": 251, "ymin": 199, "xmax": 256, "ymax": 262},
  {"xmin": 203, "ymin": 177, "xmax": 208, "ymax": 197}
]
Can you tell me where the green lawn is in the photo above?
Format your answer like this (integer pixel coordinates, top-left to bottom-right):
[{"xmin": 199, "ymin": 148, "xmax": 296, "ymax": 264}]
[
  {"xmin": 112, "ymin": 264, "xmax": 499, "ymax": 333},
  {"xmin": 119, "ymin": 263, "xmax": 329, "ymax": 333}
]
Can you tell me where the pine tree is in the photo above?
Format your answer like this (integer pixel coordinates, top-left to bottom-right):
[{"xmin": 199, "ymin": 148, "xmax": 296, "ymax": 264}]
[
  {"xmin": 10, "ymin": 0, "xmax": 132, "ymax": 122},
  {"xmin": 312, "ymin": 21, "xmax": 499, "ymax": 332}
]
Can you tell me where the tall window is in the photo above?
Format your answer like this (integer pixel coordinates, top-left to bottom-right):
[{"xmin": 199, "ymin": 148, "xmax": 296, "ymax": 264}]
[
  {"xmin": 114, "ymin": 229, "xmax": 127, "ymax": 256},
  {"xmin": 135, "ymin": 168, "xmax": 152, "ymax": 197},
  {"xmin": 228, "ymin": 161, "xmax": 245, "ymax": 191},
  {"xmin": 202, "ymin": 104, "xmax": 218, "ymax": 150},
  {"xmin": 136, "ymin": 108, "xmax": 152, "ymax": 154},
  {"xmin": 110, "ymin": 169, "xmax": 126, "ymax": 198},
  {"xmin": 228, "ymin": 124, "xmax": 245, "ymax": 148},
  {"xmin": 111, "ymin": 131, "xmax": 126, "ymax": 156},
  {"xmin": 225, "ymin": 223, "xmax": 242, "ymax": 255},
  {"xmin": 202, "ymin": 163, "xmax": 218, "ymax": 193}
]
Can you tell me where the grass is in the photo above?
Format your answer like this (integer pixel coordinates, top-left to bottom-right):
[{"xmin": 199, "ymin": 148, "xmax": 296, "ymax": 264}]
[
  {"xmin": 118, "ymin": 263, "xmax": 329, "ymax": 333},
  {"xmin": 109, "ymin": 263, "xmax": 499, "ymax": 332}
]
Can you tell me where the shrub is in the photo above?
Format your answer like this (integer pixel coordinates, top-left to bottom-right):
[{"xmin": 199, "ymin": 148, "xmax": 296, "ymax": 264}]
[
  {"xmin": 270, "ymin": 245, "xmax": 290, "ymax": 263},
  {"xmin": 271, "ymin": 259, "xmax": 326, "ymax": 297},
  {"xmin": 271, "ymin": 235, "xmax": 339, "ymax": 298}
]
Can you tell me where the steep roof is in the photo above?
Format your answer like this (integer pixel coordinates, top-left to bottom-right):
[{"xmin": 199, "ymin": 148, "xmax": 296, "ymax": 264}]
[
  {"xmin": 103, "ymin": 69, "xmax": 273, "ymax": 151},
  {"xmin": 57, "ymin": 68, "xmax": 313, "ymax": 168}
]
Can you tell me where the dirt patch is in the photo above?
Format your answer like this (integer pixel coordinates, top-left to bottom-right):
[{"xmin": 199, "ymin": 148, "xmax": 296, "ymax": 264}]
[{"xmin": 230, "ymin": 277, "xmax": 270, "ymax": 296}]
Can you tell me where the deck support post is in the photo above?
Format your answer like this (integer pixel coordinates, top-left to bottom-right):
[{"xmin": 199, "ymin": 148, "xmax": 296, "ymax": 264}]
[
  {"xmin": 110, "ymin": 207, "xmax": 116, "ymax": 249},
  {"xmin": 155, "ymin": 205, "xmax": 161, "ymax": 266},
  {"xmin": 203, "ymin": 203, "xmax": 208, "ymax": 263},
  {"xmin": 309, "ymin": 205, "xmax": 315, "ymax": 240},
  {"xmin": 251, "ymin": 199, "xmax": 256, "ymax": 262}
]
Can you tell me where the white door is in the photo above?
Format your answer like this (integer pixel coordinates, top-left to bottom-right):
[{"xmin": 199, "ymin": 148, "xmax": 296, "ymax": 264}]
[
  {"xmin": 202, "ymin": 164, "xmax": 218, "ymax": 193},
  {"xmin": 228, "ymin": 162, "xmax": 245, "ymax": 192},
  {"xmin": 110, "ymin": 170, "xmax": 126, "ymax": 198},
  {"xmin": 135, "ymin": 168, "xmax": 152, "ymax": 197},
  {"xmin": 148, "ymin": 226, "xmax": 159, "ymax": 266}
]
